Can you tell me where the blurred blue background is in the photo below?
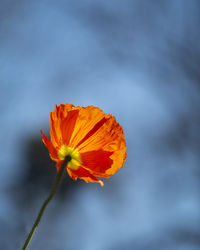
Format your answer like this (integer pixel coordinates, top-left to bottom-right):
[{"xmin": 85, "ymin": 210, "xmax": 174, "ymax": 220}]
[{"xmin": 0, "ymin": 0, "xmax": 200, "ymax": 249}]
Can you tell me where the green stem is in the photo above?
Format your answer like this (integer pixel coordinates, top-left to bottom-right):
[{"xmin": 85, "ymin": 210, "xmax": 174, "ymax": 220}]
[{"xmin": 22, "ymin": 157, "xmax": 70, "ymax": 250}]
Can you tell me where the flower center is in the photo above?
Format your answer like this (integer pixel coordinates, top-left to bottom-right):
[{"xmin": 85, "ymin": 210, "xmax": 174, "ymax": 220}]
[{"xmin": 58, "ymin": 145, "xmax": 81, "ymax": 170}]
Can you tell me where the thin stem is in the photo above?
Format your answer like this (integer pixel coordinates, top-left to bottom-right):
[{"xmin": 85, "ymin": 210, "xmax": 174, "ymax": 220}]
[{"xmin": 22, "ymin": 157, "xmax": 70, "ymax": 250}]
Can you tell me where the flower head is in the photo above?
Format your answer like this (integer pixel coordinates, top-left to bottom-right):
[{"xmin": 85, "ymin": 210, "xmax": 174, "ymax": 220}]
[{"xmin": 41, "ymin": 104, "xmax": 126, "ymax": 186}]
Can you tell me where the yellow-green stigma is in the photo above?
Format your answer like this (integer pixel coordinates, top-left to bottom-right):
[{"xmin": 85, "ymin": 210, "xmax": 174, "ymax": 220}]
[{"xmin": 58, "ymin": 145, "xmax": 81, "ymax": 170}]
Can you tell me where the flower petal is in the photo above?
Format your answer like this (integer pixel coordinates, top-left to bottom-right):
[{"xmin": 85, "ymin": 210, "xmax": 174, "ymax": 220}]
[
  {"xmin": 50, "ymin": 104, "xmax": 75, "ymax": 147},
  {"xmin": 78, "ymin": 116, "xmax": 126, "ymax": 176},
  {"xmin": 80, "ymin": 150, "xmax": 113, "ymax": 174},
  {"xmin": 67, "ymin": 166, "xmax": 104, "ymax": 187},
  {"xmin": 60, "ymin": 109, "xmax": 79, "ymax": 145},
  {"xmin": 41, "ymin": 130, "xmax": 58, "ymax": 161},
  {"xmin": 75, "ymin": 117, "xmax": 108, "ymax": 148},
  {"xmin": 68, "ymin": 106, "xmax": 110, "ymax": 148}
]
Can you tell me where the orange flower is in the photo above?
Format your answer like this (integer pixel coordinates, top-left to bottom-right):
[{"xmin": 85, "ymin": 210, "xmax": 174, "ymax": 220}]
[{"xmin": 41, "ymin": 104, "xmax": 126, "ymax": 186}]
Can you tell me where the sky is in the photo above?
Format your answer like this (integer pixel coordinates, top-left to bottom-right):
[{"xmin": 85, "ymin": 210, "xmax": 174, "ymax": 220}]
[{"xmin": 0, "ymin": 0, "xmax": 200, "ymax": 249}]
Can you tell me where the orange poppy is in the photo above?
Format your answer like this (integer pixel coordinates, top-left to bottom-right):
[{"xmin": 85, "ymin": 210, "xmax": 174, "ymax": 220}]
[{"xmin": 41, "ymin": 104, "xmax": 126, "ymax": 186}]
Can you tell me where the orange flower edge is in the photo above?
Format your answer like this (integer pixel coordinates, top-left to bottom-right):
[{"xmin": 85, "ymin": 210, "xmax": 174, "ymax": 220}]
[{"xmin": 41, "ymin": 104, "xmax": 126, "ymax": 186}]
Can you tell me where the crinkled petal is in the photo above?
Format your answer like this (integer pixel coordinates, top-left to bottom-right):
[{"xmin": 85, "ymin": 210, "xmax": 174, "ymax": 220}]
[
  {"xmin": 68, "ymin": 106, "xmax": 110, "ymax": 148},
  {"xmin": 80, "ymin": 150, "xmax": 113, "ymax": 174},
  {"xmin": 60, "ymin": 109, "xmax": 79, "ymax": 145},
  {"xmin": 67, "ymin": 166, "xmax": 104, "ymax": 187},
  {"xmin": 75, "ymin": 117, "xmax": 108, "ymax": 148},
  {"xmin": 50, "ymin": 104, "xmax": 75, "ymax": 147},
  {"xmin": 41, "ymin": 130, "xmax": 59, "ymax": 161},
  {"xmin": 78, "ymin": 116, "xmax": 126, "ymax": 176}
]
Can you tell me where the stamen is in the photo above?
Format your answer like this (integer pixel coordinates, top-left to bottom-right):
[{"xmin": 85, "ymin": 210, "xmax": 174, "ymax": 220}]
[{"xmin": 58, "ymin": 145, "xmax": 81, "ymax": 170}]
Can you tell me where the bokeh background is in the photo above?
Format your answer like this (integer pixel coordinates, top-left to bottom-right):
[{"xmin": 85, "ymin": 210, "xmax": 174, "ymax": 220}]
[{"xmin": 1, "ymin": 0, "xmax": 200, "ymax": 249}]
